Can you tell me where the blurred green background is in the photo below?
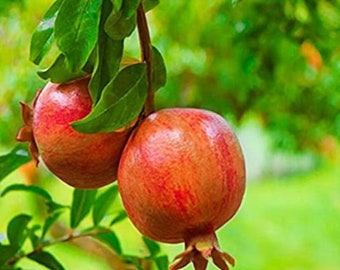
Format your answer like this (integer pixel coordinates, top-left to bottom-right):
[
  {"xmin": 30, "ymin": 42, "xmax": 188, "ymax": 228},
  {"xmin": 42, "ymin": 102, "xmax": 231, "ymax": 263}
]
[{"xmin": 0, "ymin": 0, "xmax": 339, "ymax": 269}]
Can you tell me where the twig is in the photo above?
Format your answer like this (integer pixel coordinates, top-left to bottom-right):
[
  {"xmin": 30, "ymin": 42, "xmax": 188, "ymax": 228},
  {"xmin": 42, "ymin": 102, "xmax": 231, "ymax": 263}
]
[
  {"xmin": 7, "ymin": 227, "xmax": 111, "ymax": 266},
  {"xmin": 137, "ymin": 3, "xmax": 154, "ymax": 116}
]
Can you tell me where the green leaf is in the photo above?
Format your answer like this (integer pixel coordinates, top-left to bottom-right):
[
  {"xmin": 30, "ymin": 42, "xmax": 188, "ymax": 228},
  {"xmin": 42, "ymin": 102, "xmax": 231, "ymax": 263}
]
[
  {"xmin": 0, "ymin": 245, "xmax": 18, "ymax": 266},
  {"xmin": 82, "ymin": 47, "xmax": 97, "ymax": 74},
  {"xmin": 121, "ymin": 0, "xmax": 140, "ymax": 19},
  {"xmin": 104, "ymin": 0, "xmax": 137, "ymax": 40},
  {"xmin": 28, "ymin": 225, "xmax": 41, "ymax": 249},
  {"xmin": 142, "ymin": 237, "xmax": 160, "ymax": 257},
  {"xmin": 38, "ymin": 54, "xmax": 87, "ymax": 83},
  {"xmin": 110, "ymin": 210, "xmax": 127, "ymax": 225},
  {"xmin": 29, "ymin": 0, "xmax": 63, "ymax": 65},
  {"xmin": 151, "ymin": 46, "xmax": 167, "ymax": 91},
  {"xmin": 92, "ymin": 185, "xmax": 119, "ymax": 226},
  {"xmin": 1, "ymin": 184, "xmax": 52, "ymax": 201},
  {"xmin": 104, "ymin": 6, "xmax": 121, "ymax": 28},
  {"xmin": 72, "ymin": 63, "xmax": 147, "ymax": 133},
  {"xmin": 105, "ymin": 14, "xmax": 136, "ymax": 40},
  {"xmin": 0, "ymin": 184, "xmax": 67, "ymax": 214},
  {"xmin": 41, "ymin": 212, "xmax": 62, "ymax": 239},
  {"xmin": 143, "ymin": 0, "xmax": 159, "ymax": 12},
  {"xmin": 54, "ymin": 0, "xmax": 102, "ymax": 71},
  {"xmin": 28, "ymin": 251, "xmax": 65, "ymax": 270},
  {"xmin": 7, "ymin": 214, "xmax": 32, "ymax": 248},
  {"xmin": 0, "ymin": 144, "xmax": 31, "ymax": 183},
  {"xmin": 93, "ymin": 229, "xmax": 122, "ymax": 254},
  {"xmin": 154, "ymin": 255, "xmax": 169, "ymax": 270},
  {"xmin": 70, "ymin": 189, "xmax": 97, "ymax": 228},
  {"xmin": 111, "ymin": 0, "xmax": 123, "ymax": 13},
  {"xmin": 90, "ymin": 0, "xmax": 124, "ymax": 104},
  {"xmin": 45, "ymin": 200, "xmax": 68, "ymax": 214}
]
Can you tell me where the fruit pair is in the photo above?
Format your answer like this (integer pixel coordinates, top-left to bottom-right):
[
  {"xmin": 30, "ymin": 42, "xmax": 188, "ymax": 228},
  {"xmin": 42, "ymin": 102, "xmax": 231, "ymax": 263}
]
[{"xmin": 17, "ymin": 76, "xmax": 246, "ymax": 269}]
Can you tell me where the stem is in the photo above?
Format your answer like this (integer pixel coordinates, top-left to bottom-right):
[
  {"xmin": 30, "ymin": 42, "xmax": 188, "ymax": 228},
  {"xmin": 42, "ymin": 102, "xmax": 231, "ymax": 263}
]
[
  {"xmin": 137, "ymin": 3, "xmax": 154, "ymax": 116},
  {"xmin": 7, "ymin": 227, "xmax": 110, "ymax": 266}
]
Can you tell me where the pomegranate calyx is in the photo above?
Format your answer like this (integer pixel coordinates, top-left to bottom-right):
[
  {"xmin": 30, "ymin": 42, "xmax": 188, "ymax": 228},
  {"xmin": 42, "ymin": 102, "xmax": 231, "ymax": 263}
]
[
  {"xmin": 16, "ymin": 100, "xmax": 39, "ymax": 166},
  {"xmin": 170, "ymin": 233, "xmax": 235, "ymax": 270},
  {"xmin": 211, "ymin": 246, "xmax": 235, "ymax": 270}
]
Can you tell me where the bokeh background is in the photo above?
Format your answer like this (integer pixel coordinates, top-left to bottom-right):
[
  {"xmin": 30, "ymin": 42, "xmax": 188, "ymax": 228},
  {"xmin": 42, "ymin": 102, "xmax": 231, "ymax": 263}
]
[{"xmin": 1, "ymin": 0, "xmax": 339, "ymax": 269}]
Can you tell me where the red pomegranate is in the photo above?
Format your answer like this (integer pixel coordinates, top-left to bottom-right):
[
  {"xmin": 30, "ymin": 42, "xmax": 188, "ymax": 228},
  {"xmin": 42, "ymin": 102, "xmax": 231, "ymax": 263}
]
[
  {"xmin": 16, "ymin": 76, "xmax": 131, "ymax": 189},
  {"xmin": 118, "ymin": 108, "xmax": 246, "ymax": 269}
]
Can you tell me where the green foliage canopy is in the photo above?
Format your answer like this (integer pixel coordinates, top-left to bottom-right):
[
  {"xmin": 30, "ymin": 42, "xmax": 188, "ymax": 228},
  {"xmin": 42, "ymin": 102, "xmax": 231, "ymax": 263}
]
[{"xmin": 153, "ymin": 0, "xmax": 340, "ymax": 150}]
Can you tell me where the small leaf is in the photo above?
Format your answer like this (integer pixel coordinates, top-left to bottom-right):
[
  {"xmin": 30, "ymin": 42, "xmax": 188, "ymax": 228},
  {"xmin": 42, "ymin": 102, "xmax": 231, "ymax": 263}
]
[
  {"xmin": 1, "ymin": 184, "xmax": 67, "ymax": 214},
  {"xmin": 7, "ymin": 214, "xmax": 32, "ymax": 248},
  {"xmin": 38, "ymin": 54, "xmax": 87, "ymax": 83},
  {"xmin": 1, "ymin": 184, "xmax": 52, "ymax": 201},
  {"xmin": 93, "ymin": 229, "xmax": 122, "ymax": 254},
  {"xmin": 105, "ymin": 11, "xmax": 136, "ymax": 40},
  {"xmin": 104, "ymin": 7, "xmax": 121, "ymax": 28},
  {"xmin": 70, "ymin": 189, "xmax": 97, "ymax": 228},
  {"xmin": 72, "ymin": 63, "xmax": 147, "ymax": 133},
  {"xmin": 121, "ymin": 0, "xmax": 140, "ymax": 19},
  {"xmin": 90, "ymin": 0, "xmax": 124, "ymax": 103},
  {"xmin": 142, "ymin": 237, "xmax": 160, "ymax": 257},
  {"xmin": 46, "ymin": 200, "xmax": 69, "ymax": 214},
  {"xmin": 0, "ymin": 245, "xmax": 18, "ymax": 266},
  {"xmin": 28, "ymin": 225, "xmax": 41, "ymax": 249},
  {"xmin": 28, "ymin": 251, "xmax": 65, "ymax": 270},
  {"xmin": 29, "ymin": 0, "xmax": 63, "ymax": 64},
  {"xmin": 151, "ymin": 46, "xmax": 167, "ymax": 91},
  {"xmin": 154, "ymin": 255, "xmax": 169, "ymax": 270},
  {"xmin": 92, "ymin": 185, "xmax": 119, "ymax": 226},
  {"xmin": 41, "ymin": 212, "xmax": 62, "ymax": 239},
  {"xmin": 82, "ymin": 48, "xmax": 97, "ymax": 74},
  {"xmin": 54, "ymin": 0, "xmax": 102, "ymax": 71},
  {"xmin": 110, "ymin": 210, "xmax": 127, "ymax": 225},
  {"xmin": 0, "ymin": 144, "xmax": 31, "ymax": 183},
  {"xmin": 143, "ymin": 0, "xmax": 160, "ymax": 12},
  {"xmin": 111, "ymin": 0, "xmax": 123, "ymax": 12}
]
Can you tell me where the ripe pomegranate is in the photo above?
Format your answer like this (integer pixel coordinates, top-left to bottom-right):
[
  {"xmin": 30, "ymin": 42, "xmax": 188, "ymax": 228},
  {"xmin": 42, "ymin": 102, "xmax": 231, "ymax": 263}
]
[
  {"xmin": 118, "ymin": 108, "xmax": 246, "ymax": 269},
  {"xmin": 16, "ymin": 76, "xmax": 131, "ymax": 189}
]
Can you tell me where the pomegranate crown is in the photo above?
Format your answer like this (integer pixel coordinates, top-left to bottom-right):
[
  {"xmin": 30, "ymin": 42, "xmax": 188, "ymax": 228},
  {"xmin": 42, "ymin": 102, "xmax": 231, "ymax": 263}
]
[
  {"xmin": 16, "ymin": 90, "xmax": 42, "ymax": 165},
  {"xmin": 171, "ymin": 233, "xmax": 235, "ymax": 270}
]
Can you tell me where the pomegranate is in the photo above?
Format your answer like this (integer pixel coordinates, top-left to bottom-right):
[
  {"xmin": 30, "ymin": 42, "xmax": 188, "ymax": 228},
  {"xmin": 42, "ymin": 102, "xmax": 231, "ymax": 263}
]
[
  {"xmin": 117, "ymin": 108, "xmax": 246, "ymax": 269},
  {"xmin": 16, "ymin": 76, "xmax": 131, "ymax": 189}
]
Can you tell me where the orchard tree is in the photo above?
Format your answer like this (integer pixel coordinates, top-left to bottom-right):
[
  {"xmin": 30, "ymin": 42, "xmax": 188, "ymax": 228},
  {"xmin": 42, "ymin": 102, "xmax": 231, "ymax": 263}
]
[
  {"xmin": 0, "ymin": 1, "xmax": 246, "ymax": 270},
  {"xmin": 153, "ymin": 0, "xmax": 340, "ymax": 151}
]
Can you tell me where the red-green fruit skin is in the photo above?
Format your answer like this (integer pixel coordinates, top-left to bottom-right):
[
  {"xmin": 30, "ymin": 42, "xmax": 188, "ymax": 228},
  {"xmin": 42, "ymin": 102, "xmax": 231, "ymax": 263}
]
[
  {"xmin": 118, "ymin": 108, "xmax": 246, "ymax": 243},
  {"xmin": 33, "ymin": 77, "xmax": 130, "ymax": 189}
]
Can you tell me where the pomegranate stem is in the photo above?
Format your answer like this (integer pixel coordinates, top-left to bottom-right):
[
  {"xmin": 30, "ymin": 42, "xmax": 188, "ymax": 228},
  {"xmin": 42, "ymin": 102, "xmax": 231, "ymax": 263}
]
[{"xmin": 136, "ymin": 3, "xmax": 154, "ymax": 116}]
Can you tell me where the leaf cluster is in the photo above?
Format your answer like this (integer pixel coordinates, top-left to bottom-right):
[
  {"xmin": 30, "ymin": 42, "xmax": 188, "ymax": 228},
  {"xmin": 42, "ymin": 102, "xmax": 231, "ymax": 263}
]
[
  {"xmin": 153, "ymin": 0, "xmax": 340, "ymax": 151},
  {"xmin": 0, "ymin": 184, "xmax": 168, "ymax": 270},
  {"xmin": 0, "ymin": 1, "xmax": 169, "ymax": 268},
  {"xmin": 29, "ymin": 0, "xmax": 166, "ymax": 134}
]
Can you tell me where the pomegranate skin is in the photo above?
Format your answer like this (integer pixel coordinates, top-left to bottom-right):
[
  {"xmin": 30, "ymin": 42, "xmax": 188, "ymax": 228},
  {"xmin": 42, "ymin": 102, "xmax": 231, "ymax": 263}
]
[
  {"xmin": 32, "ymin": 77, "xmax": 130, "ymax": 189},
  {"xmin": 118, "ymin": 108, "xmax": 246, "ymax": 243}
]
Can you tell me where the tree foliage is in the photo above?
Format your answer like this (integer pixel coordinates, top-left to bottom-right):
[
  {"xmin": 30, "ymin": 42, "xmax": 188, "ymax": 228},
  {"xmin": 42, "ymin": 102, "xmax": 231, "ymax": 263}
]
[
  {"xmin": 1, "ymin": 0, "xmax": 169, "ymax": 269},
  {"xmin": 153, "ymin": 0, "xmax": 340, "ymax": 150},
  {"xmin": 0, "ymin": 184, "xmax": 167, "ymax": 269}
]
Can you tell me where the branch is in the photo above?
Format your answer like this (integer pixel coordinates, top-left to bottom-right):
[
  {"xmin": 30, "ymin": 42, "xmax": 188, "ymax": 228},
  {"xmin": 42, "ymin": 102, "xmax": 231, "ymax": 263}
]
[
  {"xmin": 7, "ymin": 227, "xmax": 111, "ymax": 266},
  {"xmin": 137, "ymin": 3, "xmax": 154, "ymax": 116}
]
